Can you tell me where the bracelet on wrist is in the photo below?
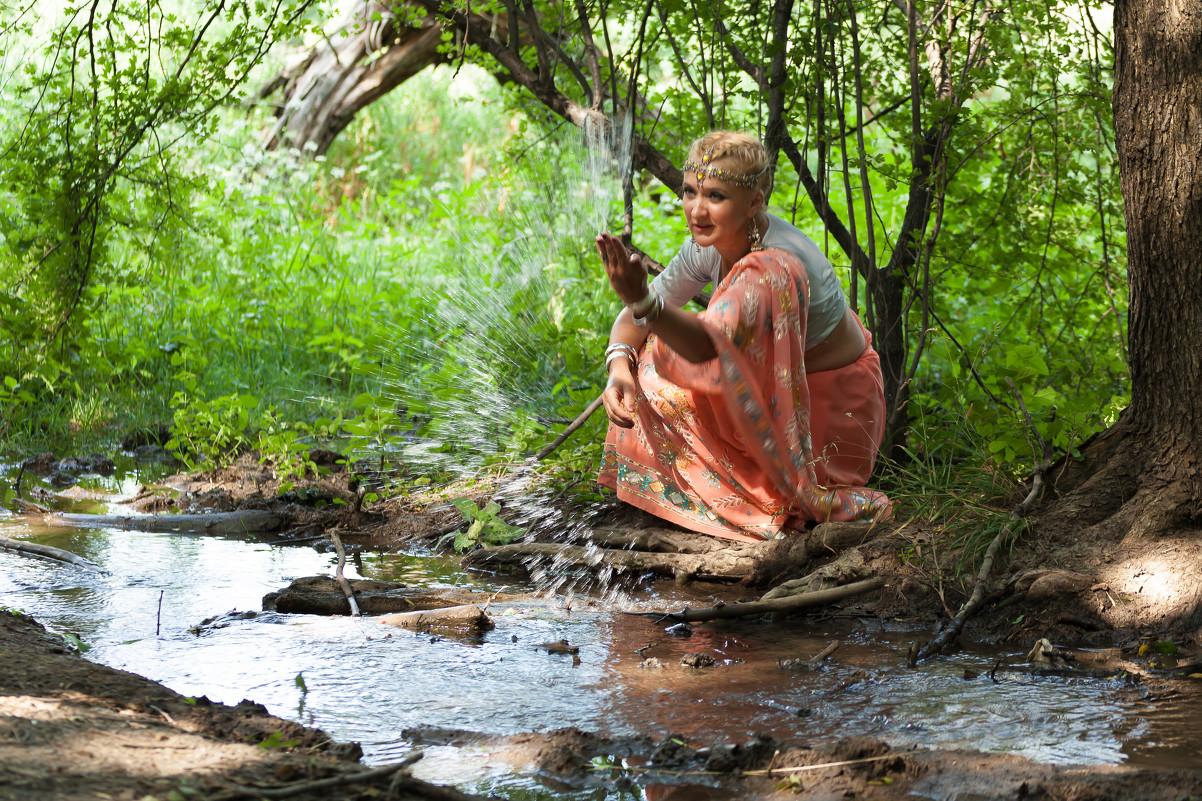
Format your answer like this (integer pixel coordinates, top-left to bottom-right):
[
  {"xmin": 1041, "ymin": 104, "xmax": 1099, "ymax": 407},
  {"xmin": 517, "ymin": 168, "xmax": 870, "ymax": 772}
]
[
  {"xmin": 628, "ymin": 291, "xmax": 658, "ymax": 319},
  {"xmin": 632, "ymin": 293, "xmax": 663, "ymax": 327},
  {"xmin": 604, "ymin": 342, "xmax": 638, "ymax": 372}
]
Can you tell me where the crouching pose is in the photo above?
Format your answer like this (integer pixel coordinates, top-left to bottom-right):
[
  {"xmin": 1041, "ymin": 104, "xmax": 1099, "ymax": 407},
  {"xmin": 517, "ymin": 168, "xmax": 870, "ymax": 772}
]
[{"xmin": 596, "ymin": 131, "xmax": 891, "ymax": 542}]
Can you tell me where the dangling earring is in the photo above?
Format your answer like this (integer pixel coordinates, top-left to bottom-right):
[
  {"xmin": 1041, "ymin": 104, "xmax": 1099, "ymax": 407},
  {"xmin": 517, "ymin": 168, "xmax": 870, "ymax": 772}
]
[
  {"xmin": 688, "ymin": 219, "xmax": 700, "ymax": 255},
  {"xmin": 748, "ymin": 217, "xmax": 763, "ymax": 252}
]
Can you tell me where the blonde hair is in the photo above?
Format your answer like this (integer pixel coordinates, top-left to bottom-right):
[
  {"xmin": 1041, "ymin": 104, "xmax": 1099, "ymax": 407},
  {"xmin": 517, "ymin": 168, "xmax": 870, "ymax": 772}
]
[{"xmin": 685, "ymin": 131, "xmax": 773, "ymax": 196}]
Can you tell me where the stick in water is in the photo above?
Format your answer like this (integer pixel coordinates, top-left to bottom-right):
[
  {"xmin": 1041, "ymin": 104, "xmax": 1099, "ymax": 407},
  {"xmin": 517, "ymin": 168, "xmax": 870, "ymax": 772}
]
[
  {"xmin": 157, "ymin": 590, "xmax": 164, "ymax": 636},
  {"xmin": 328, "ymin": 529, "xmax": 361, "ymax": 617}
]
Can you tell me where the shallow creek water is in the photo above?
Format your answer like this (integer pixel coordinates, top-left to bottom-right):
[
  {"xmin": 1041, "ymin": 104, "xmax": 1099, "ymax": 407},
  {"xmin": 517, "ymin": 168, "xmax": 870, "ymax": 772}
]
[{"xmin": 2, "ymin": 481, "xmax": 1202, "ymax": 797}]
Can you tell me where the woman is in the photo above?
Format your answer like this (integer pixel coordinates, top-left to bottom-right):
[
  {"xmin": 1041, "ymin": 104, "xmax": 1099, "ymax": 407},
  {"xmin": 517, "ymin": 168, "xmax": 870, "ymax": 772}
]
[{"xmin": 596, "ymin": 131, "xmax": 890, "ymax": 543}]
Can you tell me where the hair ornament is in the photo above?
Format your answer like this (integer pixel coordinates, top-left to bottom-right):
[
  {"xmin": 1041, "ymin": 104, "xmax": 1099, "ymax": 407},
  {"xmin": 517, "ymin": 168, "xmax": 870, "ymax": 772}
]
[{"xmin": 682, "ymin": 145, "xmax": 765, "ymax": 189}]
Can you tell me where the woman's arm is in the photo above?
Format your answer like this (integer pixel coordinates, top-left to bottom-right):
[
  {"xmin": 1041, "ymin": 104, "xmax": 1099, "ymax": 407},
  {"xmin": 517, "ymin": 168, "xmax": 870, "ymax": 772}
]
[
  {"xmin": 597, "ymin": 232, "xmax": 718, "ymax": 361},
  {"xmin": 598, "ymin": 232, "xmax": 720, "ymax": 426}
]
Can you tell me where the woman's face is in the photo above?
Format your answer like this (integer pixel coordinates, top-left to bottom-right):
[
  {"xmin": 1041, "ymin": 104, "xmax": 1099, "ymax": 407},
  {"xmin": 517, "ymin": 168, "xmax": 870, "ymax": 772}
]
[{"xmin": 681, "ymin": 163, "xmax": 761, "ymax": 259}]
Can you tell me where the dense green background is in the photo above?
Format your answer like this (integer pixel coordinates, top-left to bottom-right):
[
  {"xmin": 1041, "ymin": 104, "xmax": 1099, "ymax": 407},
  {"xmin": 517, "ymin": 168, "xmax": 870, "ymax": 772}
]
[{"xmin": 0, "ymin": 2, "xmax": 1124, "ymax": 532}]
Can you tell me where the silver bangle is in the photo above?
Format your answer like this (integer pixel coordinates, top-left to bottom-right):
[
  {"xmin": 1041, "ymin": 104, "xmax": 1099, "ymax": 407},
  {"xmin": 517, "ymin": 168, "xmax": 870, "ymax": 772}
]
[
  {"xmin": 605, "ymin": 342, "xmax": 638, "ymax": 371},
  {"xmin": 628, "ymin": 291, "xmax": 658, "ymax": 318},
  {"xmin": 632, "ymin": 293, "xmax": 663, "ymax": 327}
]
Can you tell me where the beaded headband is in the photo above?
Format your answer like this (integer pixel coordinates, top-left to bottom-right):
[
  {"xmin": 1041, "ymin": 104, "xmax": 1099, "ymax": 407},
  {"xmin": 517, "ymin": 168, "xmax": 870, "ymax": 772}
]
[{"xmin": 682, "ymin": 146, "xmax": 766, "ymax": 189}]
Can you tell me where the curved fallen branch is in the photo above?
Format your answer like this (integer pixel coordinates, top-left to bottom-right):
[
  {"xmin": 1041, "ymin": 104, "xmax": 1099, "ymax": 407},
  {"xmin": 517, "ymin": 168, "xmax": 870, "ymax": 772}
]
[
  {"xmin": 643, "ymin": 577, "xmax": 885, "ymax": 623},
  {"xmin": 0, "ymin": 536, "xmax": 108, "ymax": 573}
]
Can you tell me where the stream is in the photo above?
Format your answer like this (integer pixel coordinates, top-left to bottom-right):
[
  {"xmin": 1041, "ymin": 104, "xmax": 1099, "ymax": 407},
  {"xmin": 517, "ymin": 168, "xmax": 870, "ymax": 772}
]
[{"xmin": 3, "ymin": 468, "xmax": 1202, "ymax": 798}]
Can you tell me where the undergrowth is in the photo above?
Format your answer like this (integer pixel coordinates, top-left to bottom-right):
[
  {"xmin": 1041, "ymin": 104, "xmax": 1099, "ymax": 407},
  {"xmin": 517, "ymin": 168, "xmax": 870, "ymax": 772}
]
[{"xmin": 0, "ymin": 60, "xmax": 1127, "ymax": 522}]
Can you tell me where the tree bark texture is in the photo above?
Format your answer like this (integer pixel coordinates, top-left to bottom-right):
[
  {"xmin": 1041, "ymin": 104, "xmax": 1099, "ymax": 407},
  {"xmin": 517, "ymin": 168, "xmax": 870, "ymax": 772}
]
[
  {"xmin": 261, "ymin": 1, "xmax": 447, "ymax": 155},
  {"xmin": 1109, "ymin": 0, "xmax": 1202, "ymax": 530},
  {"xmin": 1114, "ymin": 0, "xmax": 1202, "ymax": 445}
]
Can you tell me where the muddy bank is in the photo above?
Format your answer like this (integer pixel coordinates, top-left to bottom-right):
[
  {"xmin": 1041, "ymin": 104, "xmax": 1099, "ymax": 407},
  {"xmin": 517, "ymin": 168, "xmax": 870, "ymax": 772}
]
[{"xmin": 0, "ymin": 610, "xmax": 479, "ymax": 801}]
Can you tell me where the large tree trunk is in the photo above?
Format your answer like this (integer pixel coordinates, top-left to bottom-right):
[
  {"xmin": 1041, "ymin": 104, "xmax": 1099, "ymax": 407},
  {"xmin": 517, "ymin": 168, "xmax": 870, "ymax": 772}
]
[
  {"xmin": 1043, "ymin": 1, "xmax": 1202, "ymax": 540},
  {"xmin": 259, "ymin": 1, "xmax": 448, "ymax": 155}
]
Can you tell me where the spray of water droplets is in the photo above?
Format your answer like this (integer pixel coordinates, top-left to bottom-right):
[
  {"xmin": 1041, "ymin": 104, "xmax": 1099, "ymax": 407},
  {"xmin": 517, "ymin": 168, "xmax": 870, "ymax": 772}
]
[{"xmin": 371, "ymin": 117, "xmax": 649, "ymax": 607}]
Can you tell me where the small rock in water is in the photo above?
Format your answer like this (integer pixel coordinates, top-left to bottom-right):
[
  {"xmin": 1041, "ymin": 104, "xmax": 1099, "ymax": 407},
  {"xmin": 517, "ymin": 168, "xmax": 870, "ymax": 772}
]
[
  {"xmin": 665, "ymin": 621, "xmax": 692, "ymax": 637},
  {"xmin": 680, "ymin": 652, "xmax": 716, "ymax": 669},
  {"xmin": 778, "ymin": 657, "xmax": 812, "ymax": 671},
  {"xmin": 86, "ymin": 454, "xmax": 116, "ymax": 476},
  {"xmin": 48, "ymin": 470, "xmax": 78, "ymax": 489},
  {"xmin": 639, "ymin": 657, "xmax": 665, "ymax": 670},
  {"xmin": 536, "ymin": 639, "xmax": 580, "ymax": 656},
  {"xmin": 57, "ymin": 456, "xmax": 88, "ymax": 473},
  {"xmin": 21, "ymin": 452, "xmax": 57, "ymax": 474}
]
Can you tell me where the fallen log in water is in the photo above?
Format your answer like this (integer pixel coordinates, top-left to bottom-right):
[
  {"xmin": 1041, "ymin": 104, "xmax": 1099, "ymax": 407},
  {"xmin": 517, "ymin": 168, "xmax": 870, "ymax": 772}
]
[
  {"xmin": 0, "ymin": 536, "xmax": 108, "ymax": 573},
  {"xmin": 42, "ymin": 510, "xmax": 283, "ymax": 535},
  {"xmin": 263, "ymin": 576, "xmax": 505, "ymax": 616},
  {"xmin": 378, "ymin": 604, "xmax": 494, "ymax": 634}
]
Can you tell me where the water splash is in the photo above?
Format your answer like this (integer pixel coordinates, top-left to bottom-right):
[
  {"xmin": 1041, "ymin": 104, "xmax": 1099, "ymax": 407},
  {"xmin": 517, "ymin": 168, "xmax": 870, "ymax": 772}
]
[{"xmin": 363, "ymin": 117, "xmax": 645, "ymax": 602}]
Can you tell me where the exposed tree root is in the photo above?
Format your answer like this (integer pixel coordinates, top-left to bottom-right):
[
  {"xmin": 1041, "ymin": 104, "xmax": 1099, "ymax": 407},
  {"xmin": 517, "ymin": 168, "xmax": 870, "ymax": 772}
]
[
  {"xmin": 639, "ymin": 577, "xmax": 885, "ymax": 623},
  {"xmin": 468, "ymin": 521, "xmax": 884, "ymax": 587},
  {"xmin": 462, "ymin": 541, "xmax": 758, "ymax": 582}
]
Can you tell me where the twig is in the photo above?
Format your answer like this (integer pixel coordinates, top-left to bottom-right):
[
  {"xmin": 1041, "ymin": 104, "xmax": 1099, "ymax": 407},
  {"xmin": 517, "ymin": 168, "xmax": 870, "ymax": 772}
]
[
  {"xmin": 327, "ymin": 529, "xmax": 360, "ymax": 617},
  {"xmin": 809, "ymin": 639, "xmax": 841, "ymax": 664},
  {"xmin": 654, "ymin": 577, "xmax": 884, "ymax": 623},
  {"xmin": 148, "ymin": 703, "xmax": 176, "ymax": 725},
  {"xmin": 479, "ymin": 589, "xmax": 503, "ymax": 614},
  {"xmin": 206, "ymin": 753, "xmax": 423, "ymax": 801},
  {"xmin": 13, "ymin": 463, "xmax": 25, "ymax": 500},
  {"xmin": 156, "ymin": 590, "xmax": 164, "ymax": 636},
  {"xmin": 534, "ymin": 393, "xmax": 604, "ymax": 461},
  {"xmin": 0, "ymin": 536, "xmax": 108, "ymax": 573}
]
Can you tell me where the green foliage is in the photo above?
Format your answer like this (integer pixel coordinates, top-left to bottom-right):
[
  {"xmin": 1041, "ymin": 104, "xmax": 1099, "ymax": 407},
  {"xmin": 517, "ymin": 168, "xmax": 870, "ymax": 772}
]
[
  {"xmin": 450, "ymin": 497, "xmax": 524, "ymax": 552},
  {"xmin": 881, "ymin": 409, "xmax": 1022, "ymax": 573},
  {"xmin": 0, "ymin": 0, "xmax": 1131, "ymax": 525},
  {"xmin": 256, "ymin": 731, "xmax": 301, "ymax": 750},
  {"xmin": 58, "ymin": 631, "xmax": 91, "ymax": 654},
  {"xmin": 0, "ymin": 0, "xmax": 327, "ymax": 445}
]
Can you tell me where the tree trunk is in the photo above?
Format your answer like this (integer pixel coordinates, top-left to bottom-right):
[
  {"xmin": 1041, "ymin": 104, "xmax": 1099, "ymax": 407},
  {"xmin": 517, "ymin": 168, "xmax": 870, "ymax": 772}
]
[
  {"xmin": 1044, "ymin": 1, "xmax": 1202, "ymax": 540},
  {"xmin": 1114, "ymin": 1, "xmax": 1202, "ymax": 451},
  {"xmin": 259, "ymin": 1, "xmax": 448, "ymax": 155},
  {"xmin": 1111, "ymin": 0, "xmax": 1202, "ymax": 534}
]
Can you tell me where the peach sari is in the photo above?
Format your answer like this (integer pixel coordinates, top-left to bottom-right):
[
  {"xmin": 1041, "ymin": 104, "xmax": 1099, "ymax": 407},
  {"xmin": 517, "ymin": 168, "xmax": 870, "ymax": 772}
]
[{"xmin": 598, "ymin": 247, "xmax": 891, "ymax": 542}]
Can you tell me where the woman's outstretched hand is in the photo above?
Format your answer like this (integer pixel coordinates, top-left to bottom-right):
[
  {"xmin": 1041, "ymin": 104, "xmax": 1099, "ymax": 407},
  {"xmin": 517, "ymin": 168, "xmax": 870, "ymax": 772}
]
[{"xmin": 596, "ymin": 232, "xmax": 648, "ymax": 306}]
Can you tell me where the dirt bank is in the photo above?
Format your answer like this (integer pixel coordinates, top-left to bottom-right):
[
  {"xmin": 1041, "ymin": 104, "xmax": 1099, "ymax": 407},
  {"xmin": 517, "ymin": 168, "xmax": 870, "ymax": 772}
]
[{"xmin": 0, "ymin": 610, "xmax": 479, "ymax": 801}]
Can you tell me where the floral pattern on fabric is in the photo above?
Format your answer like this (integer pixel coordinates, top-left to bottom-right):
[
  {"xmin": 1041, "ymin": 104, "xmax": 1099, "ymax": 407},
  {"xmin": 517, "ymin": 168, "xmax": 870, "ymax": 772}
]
[{"xmin": 598, "ymin": 248, "xmax": 891, "ymax": 542}]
